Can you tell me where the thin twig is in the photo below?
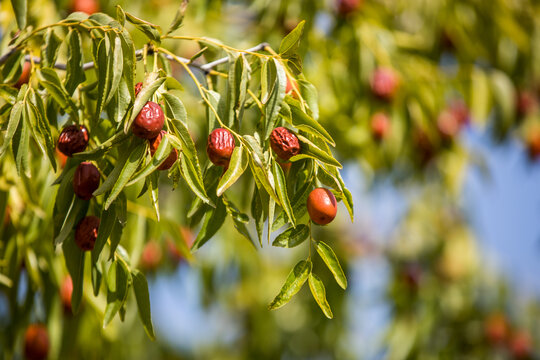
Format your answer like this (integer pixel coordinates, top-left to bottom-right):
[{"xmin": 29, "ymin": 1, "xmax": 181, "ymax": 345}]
[{"xmin": 3, "ymin": 42, "xmax": 271, "ymax": 74}]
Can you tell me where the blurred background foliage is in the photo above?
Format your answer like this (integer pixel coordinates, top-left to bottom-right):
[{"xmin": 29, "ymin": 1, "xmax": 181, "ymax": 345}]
[{"xmin": 1, "ymin": 0, "xmax": 540, "ymax": 359}]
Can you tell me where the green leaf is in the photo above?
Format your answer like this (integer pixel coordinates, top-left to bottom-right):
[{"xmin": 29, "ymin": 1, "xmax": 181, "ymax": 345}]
[
  {"xmin": 297, "ymin": 79, "xmax": 319, "ymax": 120},
  {"xmin": 217, "ymin": 145, "xmax": 248, "ymax": 196},
  {"xmin": 91, "ymin": 203, "xmax": 118, "ymax": 264},
  {"xmin": 0, "ymin": 101, "xmax": 23, "ymax": 156},
  {"xmin": 292, "ymin": 134, "xmax": 342, "ymax": 168},
  {"xmin": 37, "ymin": 68, "xmax": 78, "ymax": 117},
  {"xmin": 12, "ymin": 108, "xmax": 30, "ymax": 177},
  {"xmin": 272, "ymin": 180, "xmax": 311, "ymax": 232},
  {"xmin": 94, "ymin": 36, "xmax": 112, "ymax": 118},
  {"xmin": 272, "ymin": 159, "xmax": 295, "ymax": 225},
  {"xmin": 118, "ymin": 28, "xmax": 136, "ymax": 100},
  {"xmin": 25, "ymin": 99, "xmax": 56, "ymax": 171},
  {"xmin": 272, "ymin": 225, "xmax": 309, "ymax": 248},
  {"xmin": 314, "ymin": 241, "xmax": 347, "ymax": 289},
  {"xmin": 279, "ymin": 20, "xmax": 305, "ymax": 58},
  {"xmin": 104, "ymin": 260, "xmax": 130, "ymax": 327},
  {"xmin": 132, "ymin": 269, "xmax": 155, "ymax": 340},
  {"xmin": 249, "ymin": 157, "xmax": 281, "ymax": 205},
  {"xmin": 180, "ymin": 153, "xmax": 212, "ymax": 205},
  {"xmin": 128, "ymin": 135, "xmax": 173, "ymax": 186},
  {"xmin": 104, "ymin": 141, "xmax": 146, "ymax": 209},
  {"xmin": 268, "ymin": 260, "xmax": 311, "ymax": 310},
  {"xmin": 1, "ymin": 51, "xmax": 24, "ymax": 84},
  {"xmin": 251, "ymin": 186, "xmax": 265, "ymax": 246},
  {"xmin": 54, "ymin": 198, "xmax": 88, "ymax": 246},
  {"xmin": 62, "ymin": 236, "xmax": 85, "ymax": 314},
  {"xmin": 93, "ymin": 139, "xmax": 138, "ymax": 197},
  {"xmin": 205, "ymin": 89, "xmax": 221, "ymax": 130},
  {"xmin": 285, "ymin": 97, "xmax": 335, "ymax": 146},
  {"xmin": 124, "ymin": 71, "xmax": 166, "ymax": 134},
  {"xmin": 0, "ymin": 85, "xmax": 18, "ymax": 104},
  {"xmin": 115, "ymin": 5, "xmax": 126, "ymax": 25},
  {"xmin": 166, "ymin": 0, "xmax": 189, "ymax": 35},
  {"xmin": 125, "ymin": 12, "xmax": 162, "ymax": 43},
  {"xmin": 106, "ymin": 36, "xmax": 124, "ymax": 105},
  {"xmin": 10, "ymin": 0, "xmax": 27, "ymax": 29},
  {"xmin": 41, "ymin": 28, "xmax": 61, "ymax": 68},
  {"xmin": 65, "ymin": 29, "xmax": 86, "ymax": 95},
  {"xmin": 264, "ymin": 59, "xmax": 287, "ymax": 139},
  {"xmin": 72, "ymin": 132, "xmax": 129, "ymax": 161},
  {"xmin": 308, "ymin": 273, "xmax": 333, "ymax": 319},
  {"xmin": 191, "ymin": 198, "xmax": 227, "ymax": 250}
]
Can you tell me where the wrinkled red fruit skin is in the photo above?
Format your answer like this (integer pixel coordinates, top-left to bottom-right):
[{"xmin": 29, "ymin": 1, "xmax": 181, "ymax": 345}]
[
  {"xmin": 71, "ymin": 0, "xmax": 99, "ymax": 14},
  {"xmin": 149, "ymin": 131, "xmax": 179, "ymax": 170},
  {"xmin": 57, "ymin": 125, "xmax": 89, "ymax": 157},
  {"xmin": 60, "ymin": 276, "xmax": 73, "ymax": 314},
  {"xmin": 132, "ymin": 101, "xmax": 165, "ymax": 139},
  {"xmin": 73, "ymin": 162, "xmax": 100, "ymax": 200},
  {"xmin": 207, "ymin": 128, "xmax": 235, "ymax": 167},
  {"xmin": 370, "ymin": 112, "xmax": 391, "ymax": 140},
  {"xmin": 75, "ymin": 216, "xmax": 100, "ymax": 251},
  {"xmin": 24, "ymin": 324, "xmax": 50, "ymax": 360},
  {"xmin": 370, "ymin": 67, "xmax": 399, "ymax": 101},
  {"xmin": 135, "ymin": 82, "xmax": 143, "ymax": 97},
  {"xmin": 15, "ymin": 61, "xmax": 31, "ymax": 89},
  {"xmin": 307, "ymin": 188, "xmax": 337, "ymax": 225},
  {"xmin": 270, "ymin": 127, "xmax": 301, "ymax": 160},
  {"xmin": 337, "ymin": 0, "xmax": 362, "ymax": 16}
]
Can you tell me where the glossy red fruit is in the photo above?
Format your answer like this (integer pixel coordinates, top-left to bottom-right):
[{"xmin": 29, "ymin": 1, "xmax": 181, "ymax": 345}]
[
  {"xmin": 71, "ymin": 0, "xmax": 99, "ymax": 14},
  {"xmin": 307, "ymin": 188, "xmax": 337, "ymax": 225},
  {"xmin": 24, "ymin": 324, "xmax": 50, "ymax": 360},
  {"xmin": 60, "ymin": 276, "xmax": 73, "ymax": 314},
  {"xmin": 370, "ymin": 67, "xmax": 399, "ymax": 101},
  {"xmin": 132, "ymin": 101, "xmax": 165, "ymax": 139},
  {"xmin": 149, "ymin": 131, "xmax": 178, "ymax": 170},
  {"xmin": 75, "ymin": 216, "xmax": 100, "ymax": 251},
  {"xmin": 140, "ymin": 241, "xmax": 162, "ymax": 271},
  {"xmin": 370, "ymin": 112, "xmax": 391, "ymax": 140},
  {"xmin": 270, "ymin": 127, "xmax": 301, "ymax": 160},
  {"xmin": 207, "ymin": 128, "xmax": 235, "ymax": 167},
  {"xmin": 135, "ymin": 82, "xmax": 143, "ymax": 97},
  {"xmin": 510, "ymin": 330, "xmax": 533, "ymax": 359},
  {"xmin": 73, "ymin": 162, "xmax": 100, "ymax": 200},
  {"xmin": 337, "ymin": 0, "xmax": 362, "ymax": 16},
  {"xmin": 57, "ymin": 125, "xmax": 89, "ymax": 157},
  {"xmin": 484, "ymin": 313, "xmax": 508, "ymax": 345},
  {"xmin": 15, "ymin": 61, "xmax": 31, "ymax": 89}
]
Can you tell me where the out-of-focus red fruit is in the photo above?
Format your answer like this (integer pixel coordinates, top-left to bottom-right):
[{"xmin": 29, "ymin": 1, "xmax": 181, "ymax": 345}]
[
  {"xmin": 132, "ymin": 101, "xmax": 165, "ymax": 139},
  {"xmin": 207, "ymin": 128, "xmax": 235, "ymax": 167},
  {"xmin": 370, "ymin": 112, "xmax": 391, "ymax": 140},
  {"xmin": 307, "ymin": 188, "xmax": 338, "ymax": 225},
  {"xmin": 437, "ymin": 110, "xmax": 461, "ymax": 140},
  {"xmin": 370, "ymin": 67, "xmax": 399, "ymax": 101},
  {"xmin": 71, "ymin": 0, "xmax": 99, "ymax": 14},
  {"xmin": 73, "ymin": 162, "xmax": 100, "ymax": 200},
  {"xmin": 336, "ymin": 0, "xmax": 362, "ymax": 16},
  {"xmin": 148, "ymin": 130, "xmax": 178, "ymax": 170},
  {"xmin": 402, "ymin": 263, "xmax": 422, "ymax": 291},
  {"xmin": 74, "ymin": 216, "xmax": 100, "ymax": 251},
  {"xmin": 166, "ymin": 239, "xmax": 183, "ymax": 264},
  {"xmin": 57, "ymin": 125, "xmax": 89, "ymax": 157},
  {"xmin": 517, "ymin": 91, "xmax": 539, "ymax": 117},
  {"xmin": 24, "ymin": 324, "xmax": 50, "ymax": 360},
  {"xmin": 510, "ymin": 330, "xmax": 533, "ymax": 359},
  {"xmin": 140, "ymin": 241, "xmax": 163, "ymax": 271},
  {"xmin": 449, "ymin": 99, "xmax": 469, "ymax": 126},
  {"xmin": 484, "ymin": 313, "xmax": 509, "ymax": 345},
  {"xmin": 413, "ymin": 129, "xmax": 436, "ymax": 166},
  {"xmin": 15, "ymin": 61, "xmax": 31, "ymax": 89},
  {"xmin": 286, "ymin": 77, "xmax": 299, "ymax": 98},
  {"xmin": 60, "ymin": 276, "xmax": 73, "ymax": 314},
  {"xmin": 526, "ymin": 128, "xmax": 540, "ymax": 160}
]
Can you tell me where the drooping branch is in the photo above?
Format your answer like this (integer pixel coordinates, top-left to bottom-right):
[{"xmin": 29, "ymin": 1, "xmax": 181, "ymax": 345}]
[{"xmin": 1, "ymin": 42, "xmax": 271, "ymax": 75}]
